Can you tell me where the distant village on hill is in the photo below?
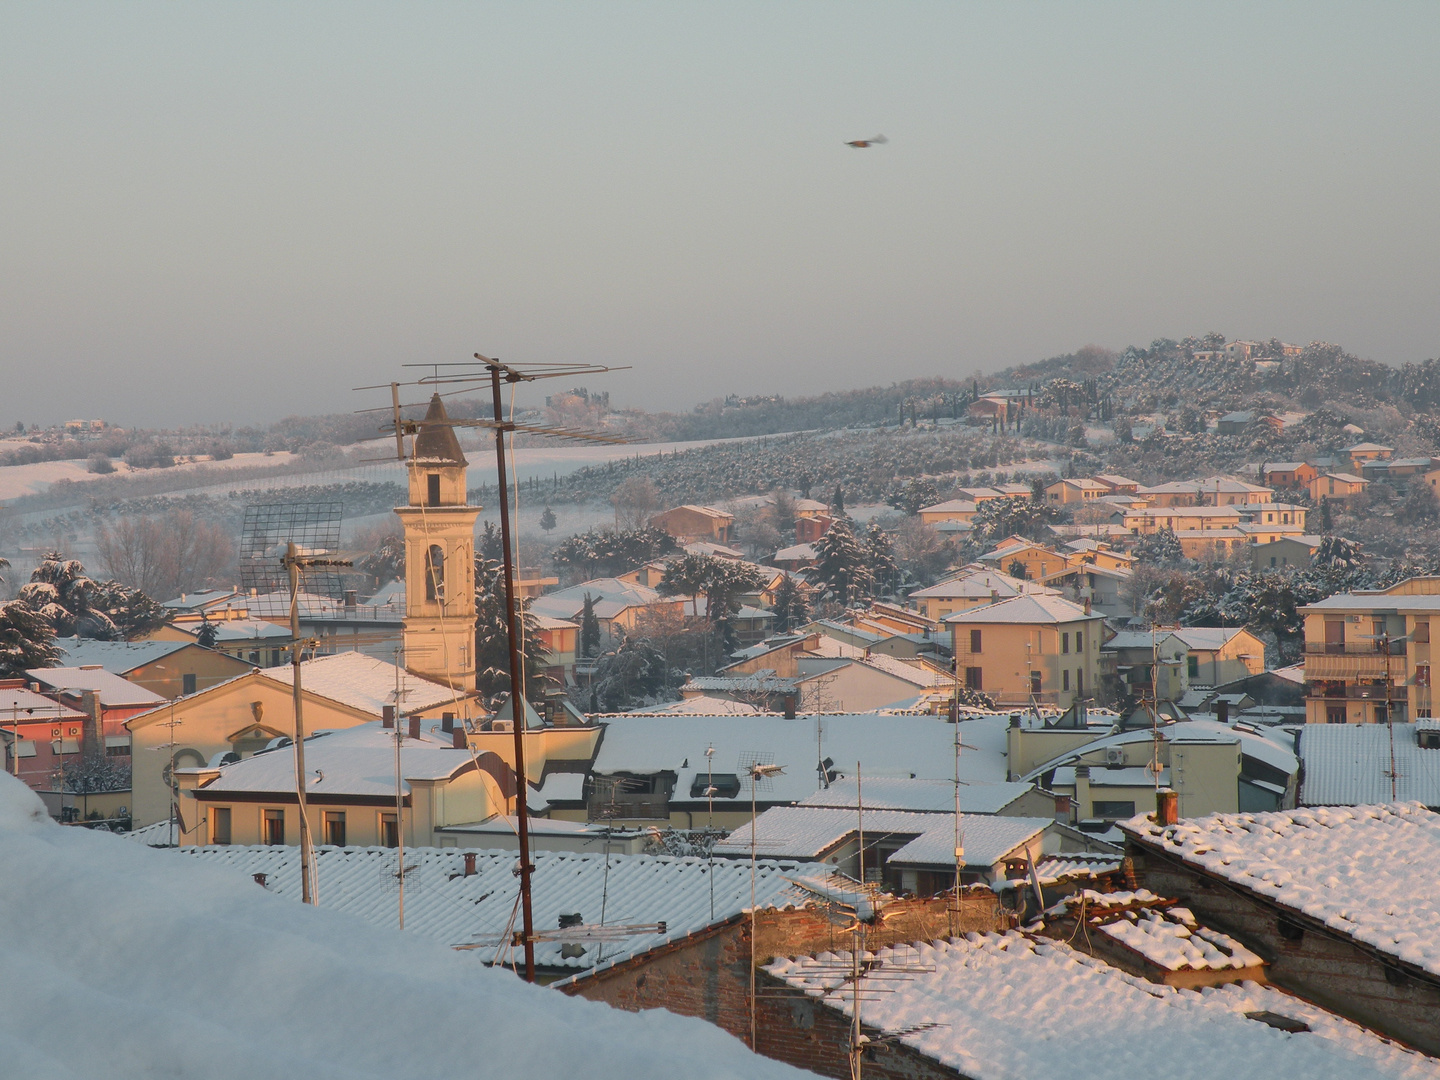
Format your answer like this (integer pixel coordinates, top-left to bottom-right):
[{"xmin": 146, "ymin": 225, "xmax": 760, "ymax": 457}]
[{"xmin": 9, "ymin": 334, "xmax": 1440, "ymax": 1075}]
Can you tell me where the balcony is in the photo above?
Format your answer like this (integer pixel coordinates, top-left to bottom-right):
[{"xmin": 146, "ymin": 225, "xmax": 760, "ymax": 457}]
[
  {"xmin": 1305, "ymin": 684, "xmax": 1400, "ymax": 701},
  {"xmin": 1303, "ymin": 651, "xmax": 1406, "ymax": 682},
  {"xmin": 587, "ymin": 795, "xmax": 671, "ymax": 821},
  {"xmin": 1304, "ymin": 642, "xmax": 1407, "ymax": 656}
]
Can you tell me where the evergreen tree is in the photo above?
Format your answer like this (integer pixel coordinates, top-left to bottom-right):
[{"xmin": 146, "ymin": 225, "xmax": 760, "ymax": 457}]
[
  {"xmin": 473, "ymin": 556, "xmax": 551, "ymax": 702},
  {"xmin": 0, "ymin": 600, "xmax": 60, "ymax": 675},
  {"xmin": 579, "ymin": 593, "xmax": 601, "ymax": 658},
  {"xmin": 771, "ymin": 574, "xmax": 800, "ymax": 634},
  {"xmin": 539, "ymin": 507, "xmax": 557, "ymax": 534},
  {"xmin": 863, "ymin": 522, "xmax": 900, "ymax": 597},
  {"xmin": 831, "ymin": 486, "xmax": 846, "ymax": 515},
  {"xmin": 195, "ymin": 617, "xmax": 219, "ymax": 650},
  {"xmin": 812, "ymin": 518, "xmax": 866, "ymax": 604}
]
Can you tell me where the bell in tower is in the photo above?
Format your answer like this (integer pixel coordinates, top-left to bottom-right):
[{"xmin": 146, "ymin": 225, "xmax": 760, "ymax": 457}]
[{"xmin": 395, "ymin": 394, "xmax": 481, "ymax": 689}]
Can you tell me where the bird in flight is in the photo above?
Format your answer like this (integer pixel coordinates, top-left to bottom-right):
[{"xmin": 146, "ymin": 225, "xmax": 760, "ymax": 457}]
[{"xmin": 845, "ymin": 134, "xmax": 888, "ymax": 148}]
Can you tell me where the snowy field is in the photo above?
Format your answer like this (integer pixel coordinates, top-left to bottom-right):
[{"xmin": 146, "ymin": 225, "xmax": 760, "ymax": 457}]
[
  {"xmin": 0, "ymin": 450, "xmax": 299, "ymax": 502},
  {"xmin": 0, "ymin": 773, "xmax": 809, "ymax": 1080}
]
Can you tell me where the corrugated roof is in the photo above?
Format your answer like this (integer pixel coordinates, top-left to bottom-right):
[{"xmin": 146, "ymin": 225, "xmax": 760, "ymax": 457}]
[
  {"xmin": 175, "ymin": 844, "xmax": 822, "ymax": 974},
  {"xmin": 26, "ymin": 666, "xmax": 166, "ymax": 707},
  {"xmin": 1299, "ymin": 724, "xmax": 1440, "ymax": 806},
  {"xmin": 798, "ymin": 777, "xmax": 1032, "ymax": 814}
]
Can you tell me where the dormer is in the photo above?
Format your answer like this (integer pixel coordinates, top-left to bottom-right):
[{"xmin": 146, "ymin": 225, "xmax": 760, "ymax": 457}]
[{"xmin": 407, "ymin": 394, "xmax": 469, "ymax": 507}]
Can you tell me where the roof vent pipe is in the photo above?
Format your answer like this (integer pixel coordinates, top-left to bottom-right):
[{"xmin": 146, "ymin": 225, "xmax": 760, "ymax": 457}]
[{"xmin": 463, "ymin": 852, "xmax": 477, "ymax": 877}]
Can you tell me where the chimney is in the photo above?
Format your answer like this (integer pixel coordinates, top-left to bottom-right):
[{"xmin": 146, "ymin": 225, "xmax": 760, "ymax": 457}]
[
  {"xmin": 1157, "ymin": 788, "xmax": 1179, "ymax": 826},
  {"xmin": 782, "ymin": 692, "xmax": 797, "ymax": 720},
  {"xmin": 382, "ymin": 705, "xmax": 395, "ymax": 729},
  {"xmin": 79, "ymin": 690, "xmax": 102, "ymax": 767},
  {"xmin": 343, "ymin": 589, "xmax": 357, "ymax": 613},
  {"xmin": 452, "ymin": 728, "xmax": 467, "ymax": 750},
  {"xmin": 408, "ymin": 716, "xmax": 421, "ymax": 740},
  {"xmin": 253, "ymin": 873, "xmax": 268, "ymax": 887},
  {"xmin": 1074, "ymin": 764, "xmax": 1091, "ymax": 820},
  {"xmin": 463, "ymin": 852, "xmax": 477, "ymax": 877},
  {"xmin": 1216, "ymin": 699, "xmax": 1229, "ymax": 725},
  {"xmin": 1054, "ymin": 793, "xmax": 1072, "ymax": 824},
  {"xmin": 1009, "ymin": 713, "xmax": 1022, "ymax": 729},
  {"xmin": 1083, "ymin": 597, "xmax": 1092, "ymax": 616},
  {"xmin": 442, "ymin": 712, "xmax": 454, "ymax": 733}
]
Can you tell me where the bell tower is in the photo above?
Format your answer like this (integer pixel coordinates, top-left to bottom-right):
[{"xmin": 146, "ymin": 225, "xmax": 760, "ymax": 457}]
[{"xmin": 395, "ymin": 394, "xmax": 481, "ymax": 689}]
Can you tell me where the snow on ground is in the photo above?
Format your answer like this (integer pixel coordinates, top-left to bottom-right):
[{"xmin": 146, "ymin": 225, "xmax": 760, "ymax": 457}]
[
  {"xmin": 0, "ymin": 451, "xmax": 298, "ymax": 502},
  {"xmin": 1123, "ymin": 803, "xmax": 1440, "ymax": 978},
  {"xmin": 768, "ymin": 933, "xmax": 1440, "ymax": 1080},
  {"xmin": 0, "ymin": 774, "xmax": 811, "ymax": 1080}
]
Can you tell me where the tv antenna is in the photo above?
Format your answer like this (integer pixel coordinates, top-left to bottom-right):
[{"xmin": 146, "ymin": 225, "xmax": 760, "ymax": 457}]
[
  {"xmin": 738, "ymin": 752, "xmax": 786, "ymax": 1051},
  {"xmin": 356, "ymin": 352, "xmax": 630, "ymax": 983}
]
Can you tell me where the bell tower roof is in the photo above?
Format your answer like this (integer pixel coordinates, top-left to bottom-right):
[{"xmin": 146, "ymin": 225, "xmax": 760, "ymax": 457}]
[{"xmin": 412, "ymin": 393, "xmax": 468, "ymax": 467}]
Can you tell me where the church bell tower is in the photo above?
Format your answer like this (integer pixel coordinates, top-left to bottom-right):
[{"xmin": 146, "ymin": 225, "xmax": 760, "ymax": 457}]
[{"xmin": 395, "ymin": 394, "xmax": 480, "ymax": 689}]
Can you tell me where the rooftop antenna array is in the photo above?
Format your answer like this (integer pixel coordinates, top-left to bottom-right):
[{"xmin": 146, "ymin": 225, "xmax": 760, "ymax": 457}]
[
  {"xmin": 356, "ymin": 352, "xmax": 630, "ymax": 983},
  {"xmin": 238, "ymin": 502, "xmax": 345, "ymax": 599},
  {"xmin": 738, "ymin": 751, "xmax": 786, "ymax": 1051}
]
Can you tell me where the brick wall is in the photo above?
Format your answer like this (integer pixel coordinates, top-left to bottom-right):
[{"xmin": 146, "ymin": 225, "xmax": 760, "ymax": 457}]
[
  {"xmin": 566, "ymin": 896, "xmax": 1007, "ymax": 1078},
  {"xmin": 1135, "ymin": 842, "xmax": 1440, "ymax": 1055}
]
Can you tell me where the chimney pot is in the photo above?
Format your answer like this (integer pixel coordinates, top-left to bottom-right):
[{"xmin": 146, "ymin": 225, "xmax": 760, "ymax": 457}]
[
  {"xmin": 408, "ymin": 716, "xmax": 421, "ymax": 740},
  {"xmin": 1157, "ymin": 788, "xmax": 1179, "ymax": 826},
  {"xmin": 463, "ymin": 852, "xmax": 477, "ymax": 877},
  {"xmin": 1054, "ymin": 794, "xmax": 1072, "ymax": 823},
  {"xmin": 382, "ymin": 705, "xmax": 395, "ymax": 729}
]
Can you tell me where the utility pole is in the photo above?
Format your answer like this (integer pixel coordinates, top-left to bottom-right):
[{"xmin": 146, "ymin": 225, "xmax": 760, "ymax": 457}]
[
  {"xmin": 286, "ymin": 543, "xmax": 317, "ymax": 906},
  {"xmin": 488, "ymin": 360, "xmax": 537, "ymax": 983}
]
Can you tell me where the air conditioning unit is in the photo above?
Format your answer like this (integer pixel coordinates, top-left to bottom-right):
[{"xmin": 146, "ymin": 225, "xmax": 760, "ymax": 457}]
[
  {"xmin": 490, "ymin": 719, "xmax": 513, "ymax": 733},
  {"xmin": 1105, "ymin": 747, "xmax": 1126, "ymax": 766}
]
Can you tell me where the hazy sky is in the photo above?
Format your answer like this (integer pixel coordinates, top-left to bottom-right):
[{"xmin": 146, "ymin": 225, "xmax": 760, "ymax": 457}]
[{"xmin": 4, "ymin": 2, "xmax": 1439, "ymax": 428}]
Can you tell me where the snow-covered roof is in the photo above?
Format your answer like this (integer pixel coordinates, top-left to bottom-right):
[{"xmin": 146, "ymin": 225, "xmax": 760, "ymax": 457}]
[
  {"xmin": 1034, "ymin": 854, "xmax": 1121, "ymax": 883},
  {"xmin": 1095, "ymin": 905, "xmax": 1264, "ymax": 973},
  {"xmin": 798, "ymin": 777, "xmax": 1033, "ymax": 814},
  {"xmin": 262, "ymin": 651, "xmax": 467, "ymax": 716},
  {"xmin": 0, "ymin": 686, "xmax": 85, "ymax": 720},
  {"xmin": 1299, "ymin": 724, "xmax": 1440, "ymax": 806},
  {"xmin": 53, "ymin": 637, "xmax": 200, "ymax": 672},
  {"xmin": 25, "ymin": 666, "xmax": 166, "ymax": 707},
  {"xmin": 179, "ymin": 842, "xmax": 823, "ymax": 975},
  {"xmin": 910, "ymin": 567, "xmax": 1050, "ymax": 600},
  {"xmin": 943, "ymin": 593, "xmax": 1101, "ymax": 625},
  {"xmin": 1170, "ymin": 626, "xmax": 1254, "ymax": 652},
  {"xmin": 917, "ymin": 498, "xmax": 978, "ymax": 514},
  {"xmin": 190, "ymin": 721, "xmax": 469, "ymax": 798},
  {"xmin": 161, "ymin": 589, "xmax": 240, "ymax": 610},
  {"xmin": 1123, "ymin": 803, "xmax": 1440, "ymax": 979},
  {"xmin": 0, "ymin": 774, "xmax": 807, "ymax": 1080},
  {"xmin": 592, "ymin": 714, "xmax": 1009, "ymax": 805},
  {"xmin": 772, "ymin": 542, "xmax": 818, "ymax": 561},
  {"xmin": 766, "ymin": 933, "xmax": 1439, "ymax": 1080},
  {"xmin": 627, "ymin": 696, "xmax": 767, "ymax": 716},
  {"xmin": 201, "ymin": 617, "xmax": 293, "ymax": 642},
  {"xmin": 716, "ymin": 805, "xmax": 1047, "ymax": 869},
  {"xmin": 1021, "ymin": 720, "xmax": 1297, "ymax": 784}
]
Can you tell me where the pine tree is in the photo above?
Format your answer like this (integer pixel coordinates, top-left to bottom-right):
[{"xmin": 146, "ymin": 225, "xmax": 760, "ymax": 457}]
[
  {"xmin": 539, "ymin": 507, "xmax": 557, "ymax": 534},
  {"xmin": 579, "ymin": 593, "xmax": 601, "ymax": 658},
  {"xmin": 195, "ymin": 617, "xmax": 219, "ymax": 649},
  {"xmin": 831, "ymin": 486, "xmax": 845, "ymax": 515},
  {"xmin": 812, "ymin": 518, "xmax": 865, "ymax": 604},
  {"xmin": 473, "ymin": 556, "xmax": 551, "ymax": 702},
  {"xmin": 863, "ymin": 522, "xmax": 900, "ymax": 597},
  {"xmin": 0, "ymin": 600, "xmax": 60, "ymax": 675}
]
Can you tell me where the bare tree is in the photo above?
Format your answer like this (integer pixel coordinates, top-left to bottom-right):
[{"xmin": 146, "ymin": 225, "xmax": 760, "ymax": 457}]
[
  {"xmin": 611, "ymin": 477, "xmax": 662, "ymax": 532},
  {"xmin": 95, "ymin": 510, "xmax": 235, "ymax": 599}
]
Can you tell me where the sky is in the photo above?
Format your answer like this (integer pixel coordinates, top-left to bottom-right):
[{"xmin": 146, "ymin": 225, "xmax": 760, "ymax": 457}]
[{"xmin": 3, "ymin": 2, "xmax": 1439, "ymax": 428}]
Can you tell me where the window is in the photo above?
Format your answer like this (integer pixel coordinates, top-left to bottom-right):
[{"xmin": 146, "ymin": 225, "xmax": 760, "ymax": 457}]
[
  {"xmin": 1063, "ymin": 669, "xmax": 1071, "ymax": 691},
  {"xmin": 270, "ymin": 649, "xmax": 281, "ymax": 667},
  {"xmin": 1417, "ymin": 621, "xmax": 1431, "ymax": 644},
  {"xmin": 182, "ymin": 673, "xmax": 197, "ymax": 695},
  {"xmin": 1062, "ymin": 633, "xmax": 1070, "ymax": 654},
  {"xmin": 1326, "ymin": 706, "xmax": 1346, "ymax": 724},
  {"xmin": 965, "ymin": 667, "xmax": 983, "ymax": 691},
  {"xmin": 1076, "ymin": 630, "xmax": 1083, "ymax": 651},
  {"xmin": 969, "ymin": 629, "xmax": 982, "ymax": 654},
  {"xmin": 380, "ymin": 813, "xmax": 399, "ymax": 848},
  {"xmin": 1075, "ymin": 669, "xmax": 1083, "ymax": 695},
  {"xmin": 1187, "ymin": 655, "xmax": 1199, "ymax": 678},
  {"xmin": 427, "ymin": 473, "xmax": 441, "ymax": 507},
  {"xmin": 1419, "ymin": 664, "xmax": 1432, "ymax": 688},
  {"xmin": 1030, "ymin": 671, "xmax": 1042, "ymax": 695},
  {"xmin": 425, "ymin": 544, "xmax": 446, "ymax": 601},
  {"xmin": 324, "ymin": 811, "xmax": 346, "ymax": 847},
  {"xmin": 1092, "ymin": 800, "xmax": 1136, "ymax": 819},
  {"xmin": 263, "ymin": 809, "xmax": 285, "ymax": 846},
  {"xmin": 690, "ymin": 773, "xmax": 742, "ymax": 799},
  {"xmin": 106, "ymin": 741, "xmax": 130, "ymax": 757},
  {"xmin": 212, "ymin": 807, "xmax": 231, "ymax": 845}
]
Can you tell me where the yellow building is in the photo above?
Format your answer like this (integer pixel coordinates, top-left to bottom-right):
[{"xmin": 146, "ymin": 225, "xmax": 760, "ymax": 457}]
[
  {"xmin": 945, "ymin": 594, "xmax": 1104, "ymax": 708},
  {"xmin": 1301, "ymin": 578, "xmax": 1440, "ymax": 724},
  {"xmin": 917, "ymin": 499, "xmax": 979, "ymax": 526},
  {"xmin": 1044, "ymin": 479, "xmax": 1109, "ymax": 505},
  {"xmin": 908, "ymin": 567, "xmax": 1057, "ymax": 622},
  {"xmin": 649, "ymin": 504, "xmax": 734, "ymax": 543},
  {"xmin": 395, "ymin": 394, "xmax": 482, "ymax": 689},
  {"xmin": 978, "ymin": 538, "xmax": 1069, "ymax": 582},
  {"xmin": 1309, "ymin": 472, "xmax": 1369, "ymax": 502},
  {"xmin": 125, "ymin": 653, "xmax": 474, "ymax": 828}
]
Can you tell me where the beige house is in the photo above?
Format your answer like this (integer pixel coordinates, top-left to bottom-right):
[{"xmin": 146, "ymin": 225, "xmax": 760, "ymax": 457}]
[
  {"xmin": 649, "ymin": 504, "xmax": 734, "ymax": 543},
  {"xmin": 1309, "ymin": 472, "xmax": 1369, "ymax": 502},
  {"xmin": 53, "ymin": 638, "xmax": 252, "ymax": 700},
  {"xmin": 1045, "ymin": 479, "xmax": 1109, "ymax": 505},
  {"xmin": 1344, "ymin": 442, "xmax": 1393, "ymax": 471},
  {"xmin": 917, "ymin": 499, "xmax": 979, "ymax": 526},
  {"xmin": 946, "ymin": 594, "xmax": 1104, "ymax": 708},
  {"xmin": 908, "ymin": 567, "xmax": 1056, "ymax": 622},
  {"xmin": 174, "ymin": 722, "xmax": 498, "ymax": 849},
  {"xmin": 126, "ymin": 653, "xmax": 474, "ymax": 829},
  {"xmin": 1301, "ymin": 578, "xmax": 1440, "ymax": 724},
  {"xmin": 1170, "ymin": 626, "xmax": 1266, "ymax": 686},
  {"xmin": 977, "ymin": 538, "xmax": 1068, "ymax": 582}
]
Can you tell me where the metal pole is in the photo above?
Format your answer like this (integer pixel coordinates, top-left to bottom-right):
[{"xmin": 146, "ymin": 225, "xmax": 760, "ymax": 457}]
[
  {"xmin": 489, "ymin": 363, "xmax": 536, "ymax": 983},
  {"xmin": 286, "ymin": 543, "xmax": 316, "ymax": 905}
]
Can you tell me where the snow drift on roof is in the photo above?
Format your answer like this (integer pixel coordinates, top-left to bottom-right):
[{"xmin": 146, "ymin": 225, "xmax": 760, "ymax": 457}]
[{"xmin": 0, "ymin": 773, "xmax": 807, "ymax": 1080}]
